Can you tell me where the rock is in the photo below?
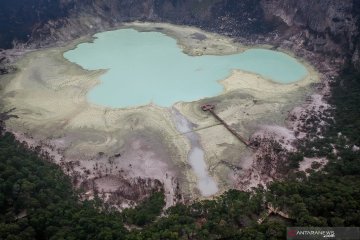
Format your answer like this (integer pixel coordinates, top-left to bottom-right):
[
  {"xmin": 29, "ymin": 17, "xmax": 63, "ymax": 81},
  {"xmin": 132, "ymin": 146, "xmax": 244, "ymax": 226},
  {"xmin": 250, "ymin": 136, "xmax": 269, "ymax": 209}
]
[{"xmin": 0, "ymin": 0, "xmax": 358, "ymax": 70}]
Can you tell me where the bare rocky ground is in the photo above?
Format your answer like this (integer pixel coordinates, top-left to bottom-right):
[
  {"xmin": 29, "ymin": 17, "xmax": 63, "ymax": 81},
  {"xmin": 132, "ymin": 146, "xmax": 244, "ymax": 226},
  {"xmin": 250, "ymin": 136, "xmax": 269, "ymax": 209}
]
[
  {"xmin": 0, "ymin": 17, "xmax": 343, "ymax": 210},
  {"xmin": 10, "ymin": 129, "xmax": 183, "ymax": 210},
  {"xmin": 233, "ymin": 41, "xmax": 336, "ymax": 190}
]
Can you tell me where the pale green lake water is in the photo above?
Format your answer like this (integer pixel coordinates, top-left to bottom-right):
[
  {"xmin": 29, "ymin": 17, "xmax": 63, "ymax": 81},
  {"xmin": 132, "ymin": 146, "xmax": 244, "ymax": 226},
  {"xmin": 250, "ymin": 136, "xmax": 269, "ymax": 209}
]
[{"xmin": 64, "ymin": 28, "xmax": 308, "ymax": 108}]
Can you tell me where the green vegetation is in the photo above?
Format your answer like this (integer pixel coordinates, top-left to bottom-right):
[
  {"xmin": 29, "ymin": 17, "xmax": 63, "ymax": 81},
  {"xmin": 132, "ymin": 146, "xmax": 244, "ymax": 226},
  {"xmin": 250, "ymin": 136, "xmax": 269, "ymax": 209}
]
[
  {"xmin": 1, "ymin": 67, "xmax": 359, "ymax": 239},
  {"xmin": 264, "ymin": 67, "xmax": 360, "ymax": 228},
  {"xmin": 126, "ymin": 190, "xmax": 264, "ymax": 239},
  {"xmin": 123, "ymin": 191, "xmax": 165, "ymax": 226},
  {"xmin": 0, "ymin": 132, "xmax": 128, "ymax": 239},
  {"xmin": 330, "ymin": 67, "xmax": 360, "ymax": 146}
]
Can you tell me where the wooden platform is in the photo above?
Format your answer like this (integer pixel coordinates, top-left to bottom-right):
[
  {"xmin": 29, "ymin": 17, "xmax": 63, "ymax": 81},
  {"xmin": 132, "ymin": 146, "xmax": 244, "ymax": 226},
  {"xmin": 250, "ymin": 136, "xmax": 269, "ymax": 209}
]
[{"xmin": 201, "ymin": 104, "xmax": 252, "ymax": 148}]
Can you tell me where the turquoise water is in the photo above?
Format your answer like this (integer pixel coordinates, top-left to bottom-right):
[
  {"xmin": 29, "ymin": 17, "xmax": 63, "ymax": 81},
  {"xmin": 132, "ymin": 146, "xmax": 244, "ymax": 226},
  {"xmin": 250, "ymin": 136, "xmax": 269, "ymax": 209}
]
[{"xmin": 64, "ymin": 29, "xmax": 308, "ymax": 108}]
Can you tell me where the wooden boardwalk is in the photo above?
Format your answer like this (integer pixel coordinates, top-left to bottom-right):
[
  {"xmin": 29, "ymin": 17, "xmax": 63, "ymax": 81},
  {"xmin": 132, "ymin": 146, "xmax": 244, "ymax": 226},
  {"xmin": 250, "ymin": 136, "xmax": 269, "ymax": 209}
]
[{"xmin": 201, "ymin": 104, "xmax": 252, "ymax": 148}]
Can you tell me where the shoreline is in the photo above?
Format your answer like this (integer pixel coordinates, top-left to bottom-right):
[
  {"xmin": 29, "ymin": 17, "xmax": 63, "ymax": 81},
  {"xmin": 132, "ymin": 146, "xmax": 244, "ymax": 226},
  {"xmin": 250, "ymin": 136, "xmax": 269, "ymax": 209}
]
[{"xmin": 0, "ymin": 21, "xmax": 328, "ymax": 208}]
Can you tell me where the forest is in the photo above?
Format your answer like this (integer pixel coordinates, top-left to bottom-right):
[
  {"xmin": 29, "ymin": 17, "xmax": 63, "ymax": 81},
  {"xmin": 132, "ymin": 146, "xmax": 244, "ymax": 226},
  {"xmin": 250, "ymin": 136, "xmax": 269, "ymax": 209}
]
[{"xmin": 0, "ymin": 67, "xmax": 359, "ymax": 239}]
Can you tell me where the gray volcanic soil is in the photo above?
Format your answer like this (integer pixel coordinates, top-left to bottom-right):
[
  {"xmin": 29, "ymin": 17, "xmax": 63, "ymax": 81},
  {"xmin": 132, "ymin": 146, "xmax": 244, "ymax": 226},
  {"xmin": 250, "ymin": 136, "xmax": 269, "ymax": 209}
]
[{"xmin": 0, "ymin": 0, "xmax": 359, "ymax": 209}]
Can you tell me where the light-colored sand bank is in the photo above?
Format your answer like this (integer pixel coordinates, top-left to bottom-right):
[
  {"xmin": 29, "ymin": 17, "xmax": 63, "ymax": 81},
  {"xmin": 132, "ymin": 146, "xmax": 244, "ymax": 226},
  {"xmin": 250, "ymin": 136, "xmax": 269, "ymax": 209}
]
[
  {"xmin": 174, "ymin": 65, "xmax": 318, "ymax": 190},
  {"xmin": 0, "ymin": 22, "xmax": 319, "ymax": 206},
  {"xmin": 1, "ymin": 40, "xmax": 191, "ymax": 207},
  {"xmin": 125, "ymin": 22, "xmax": 247, "ymax": 56}
]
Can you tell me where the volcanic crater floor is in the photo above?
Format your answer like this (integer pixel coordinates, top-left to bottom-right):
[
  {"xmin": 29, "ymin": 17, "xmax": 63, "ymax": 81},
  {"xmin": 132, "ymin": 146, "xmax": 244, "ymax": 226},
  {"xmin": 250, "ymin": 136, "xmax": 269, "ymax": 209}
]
[{"xmin": 0, "ymin": 22, "xmax": 319, "ymax": 208}]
